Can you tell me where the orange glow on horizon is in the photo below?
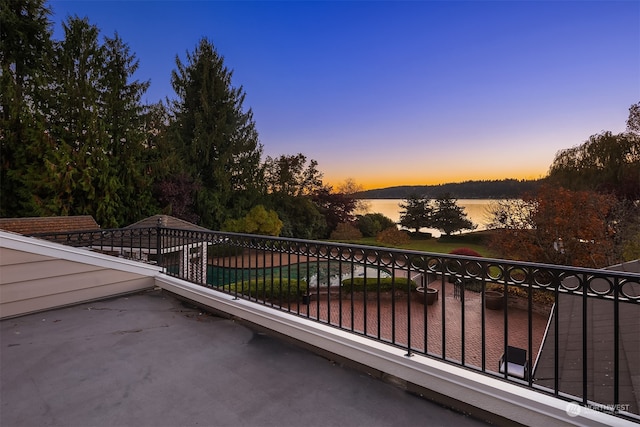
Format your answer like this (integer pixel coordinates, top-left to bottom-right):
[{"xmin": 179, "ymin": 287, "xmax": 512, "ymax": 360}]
[{"xmin": 324, "ymin": 169, "xmax": 547, "ymax": 191}]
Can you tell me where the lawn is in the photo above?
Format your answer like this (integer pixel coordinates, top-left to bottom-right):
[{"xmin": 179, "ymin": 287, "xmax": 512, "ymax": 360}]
[{"xmin": 335, "ymin": 231, "xmax": 497, "ymax": 258}]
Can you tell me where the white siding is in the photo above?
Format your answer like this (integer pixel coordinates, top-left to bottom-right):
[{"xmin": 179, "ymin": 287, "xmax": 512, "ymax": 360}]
[{"xmin": 0, "ymin": 232, "xmax": 160, "ymax": 319}]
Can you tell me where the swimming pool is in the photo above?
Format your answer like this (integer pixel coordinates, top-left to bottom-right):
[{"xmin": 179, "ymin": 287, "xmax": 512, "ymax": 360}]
[{"xmin": 206, "ymin": 262, "xmax": 390, "ymax": 288}]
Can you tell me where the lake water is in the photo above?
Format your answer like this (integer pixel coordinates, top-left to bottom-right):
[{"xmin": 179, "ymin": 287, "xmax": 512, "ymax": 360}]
[{"xmin": 360, "ymin": 199, "xmax": 495, "ymax": 238}]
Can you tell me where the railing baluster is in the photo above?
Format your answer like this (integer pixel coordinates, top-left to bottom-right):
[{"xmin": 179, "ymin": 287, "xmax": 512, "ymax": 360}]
[
  {"xmin": 376, "ymin": 255, "xmax": 381, "ymax": 340},
  {"xmin": 362, "ymin": 251, "xmax": 368, "ymax": 337},
  {"xmin": 461, "ymin": 270, "xmax": 466, "ymax": 365},
  {"xmin": 502, "ymin": 271, "xmax": 509, "ymax": 378},
  {"xmin": 582, "ymin": 273, "xmax": 588, "ymax": 406},
  {"xmin": 326, "ymin": 251, "xmax": 332, "ymax": 326},
  {"xmin": 614, "ymin": 277, "xmax": 620, "ymax": 411},
  {"xmin": 441, "ymin": 270, "xmax": 446, "ymax": 360},
  {"xmin": 481, "ymin": 267, "xmax": 486, "ymax": 373},
  {"xmin": 423, "ymin": 259, "xmax": 428, "ymax": 355},
  {"xmin": 406, "ymin": 260, "xmax": 412, "ymax": 357},
  {"xmin": 554, "ymin": 277, "xmax": 560, "ymax": 397},
  {"xmin": 391, "ymin": 262, "xmax": 396, "ymax": 344}
]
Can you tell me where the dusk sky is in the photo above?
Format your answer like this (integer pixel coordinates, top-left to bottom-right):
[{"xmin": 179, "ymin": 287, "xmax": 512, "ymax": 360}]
[{"xmin": 49, "ymin": 1, "xmax": 639, "ymax": 190}]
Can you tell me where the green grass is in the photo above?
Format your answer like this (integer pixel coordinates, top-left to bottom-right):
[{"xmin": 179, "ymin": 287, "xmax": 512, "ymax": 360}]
[{"xmin": 336, "ymin": 232, "xmax": 495, "ymax": 257}]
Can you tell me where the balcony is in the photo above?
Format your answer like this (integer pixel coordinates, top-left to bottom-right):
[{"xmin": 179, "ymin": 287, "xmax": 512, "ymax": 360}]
[{"xmin": 1, "ymin": 223, "xmax": 638, "ymax": 426}]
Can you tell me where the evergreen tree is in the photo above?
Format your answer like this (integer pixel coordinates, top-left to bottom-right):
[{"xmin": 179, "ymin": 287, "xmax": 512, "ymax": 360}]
[
  {"xmin": 263, "ymin": 153, "xmax": 323, "ymax": 196},
  {"xmin": 143, "ymin": 101, "xmax": 202, "ymax": 222},
  {"xmin": 0, "ymin": 0, "xmax": 53, "ymax": 217},
  {"xmin": 627, "ymin": 101, "xmax": 640, "ymax": 135},
  {"xmin": 398, "ymin": 194, "xmax": 431, "ymax": 233},
  {"xmin": 20, "ymin": 16, "xmax": 153, "ymax": 227},
  {"xmin": 270, "ymin": 193, "xmax": 326, "ymax": 239},
  {"xmin": 169, "ymin": 38, "xmax": 263, "ymax": 229},
  {"xmin": 39, "ymin": 17, "xmax": 108, "ymax": 221},
  {"xmin": 430, "ymin": 193, "xmax": 476, "ymax": 236},
  {"xmin": 100, "ymin": 33, "xmax": 152, "ymax": 225}
]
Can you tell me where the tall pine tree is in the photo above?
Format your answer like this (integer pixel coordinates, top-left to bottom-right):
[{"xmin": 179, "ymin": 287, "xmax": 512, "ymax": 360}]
[
  {"xmin": 169, "ymin": 38, "xmax": 263, "ymax": 228},
  {"xmin": 29, "ymin": 16, "xmax": 152, "ymax": 227},
  {"xmin": 39, "ymin": 17, "xmax": 106, "ymax": 221},
  {"xmin": 100, "ymin": 33, "xmax": 152, "ymax": 225},
  {"xmin": 0, "ymin": 0, "xmax": 54, "ymax": 217}
]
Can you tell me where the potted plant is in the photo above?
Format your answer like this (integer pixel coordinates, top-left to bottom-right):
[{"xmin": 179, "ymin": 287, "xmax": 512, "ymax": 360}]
[
  {"xmin": 484, "ymin": 289, "xmax": 504, "ymax": 310},
  {"xmin": 415, "ymin": 286, "xmax": 439, "ymax": 305}
]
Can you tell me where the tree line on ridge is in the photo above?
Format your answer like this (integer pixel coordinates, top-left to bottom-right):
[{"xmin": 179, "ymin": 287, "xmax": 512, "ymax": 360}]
[{"xmin": 355, "ymin": 179, "xmax": 543, "ymax": 200}]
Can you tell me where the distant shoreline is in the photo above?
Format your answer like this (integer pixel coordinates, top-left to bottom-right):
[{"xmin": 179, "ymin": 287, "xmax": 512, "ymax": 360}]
[{"xmin": 355, "ymin": 178, "xmax": 543, "ymax": 200}]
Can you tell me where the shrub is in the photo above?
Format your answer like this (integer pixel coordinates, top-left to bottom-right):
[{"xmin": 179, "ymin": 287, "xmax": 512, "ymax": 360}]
[
  {"xmin": 222, "ymin": 205, "xmax": 283, "ymax": 236},
  {"xmin": 449, "ymin": 247, "xmax": 482, "ymax": 257},
  {"xmin": 357, "ymin": 213, "xmax": 396, "ymax": 237},
  {"xmin": 228, "ymin": 277, "xmax": 308, "ymax": 303},
  {"xmin": 341, "ymin": 277, "xmax": 417, "ymax": 293},
  {"xmin": 330, "ymin": 222, "xmax": 363, "ymax": 240},
  {"xmin": 486, "ymin": 283, "xmax": 554, "ymax": 306},
  {"xmin": 408, "ymin": 231, "xmax": 433, "ymax": 239},
  {"xmin": 376, "ymin": 227, "xmax": 410, "ymax": 246}
]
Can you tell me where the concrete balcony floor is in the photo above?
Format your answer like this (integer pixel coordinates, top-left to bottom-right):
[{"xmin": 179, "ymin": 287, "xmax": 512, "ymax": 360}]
[{"xmin": 1, "ymin": 289, "xmax": 490, "ymax": 427}]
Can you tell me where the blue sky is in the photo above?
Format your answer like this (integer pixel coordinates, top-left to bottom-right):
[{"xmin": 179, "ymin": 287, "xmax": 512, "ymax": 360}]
[{"xmin": 49, "ymin": 0, "xmax": 639, "ymax": 189}]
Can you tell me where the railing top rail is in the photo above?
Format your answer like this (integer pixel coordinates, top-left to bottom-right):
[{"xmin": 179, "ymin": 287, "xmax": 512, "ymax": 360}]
[
  {"xmin": 158, "ymin": 227, "xmax": 640, "ymax": 279},
  {"xmin": 28, "ymin": 228, "xmax": 107, "ymax": 236},
  {"xmin": 27, "ymin": 226, "xmax": 640, "ymax": 280}
]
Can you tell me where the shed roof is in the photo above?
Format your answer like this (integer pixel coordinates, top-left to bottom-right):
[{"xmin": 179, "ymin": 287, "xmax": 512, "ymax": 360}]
[
  {"xmin": 0, "ymin": 216, "xmax": 99, "ymax": 235},
  {"xmin": 126, "ymin": 214, "xmax": 210, "ymax": 232},
  {"xmin": 533, "ymin": 260, "xmax": 640, "ymax": 414}
]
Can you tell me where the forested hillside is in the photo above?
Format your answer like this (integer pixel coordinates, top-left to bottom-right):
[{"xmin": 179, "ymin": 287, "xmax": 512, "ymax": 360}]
[{"xmin": 356, "ymin": 179, "xmax": 543, "ymax": 199}]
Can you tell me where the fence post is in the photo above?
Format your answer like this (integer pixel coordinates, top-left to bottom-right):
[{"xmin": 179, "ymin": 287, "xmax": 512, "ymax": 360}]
[{"xmin": 156, "ymin": 218, "xmax": 163, "ymax": 270}]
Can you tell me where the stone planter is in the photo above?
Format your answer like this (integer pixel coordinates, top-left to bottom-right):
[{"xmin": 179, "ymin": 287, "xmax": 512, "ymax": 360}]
[
  {"xmin": 415, "ymin": 287, "xmax": 439, "ymax": 306},
  {"xmin": 506, "ymin": 294, "xmax": 553, "ymax": 316},
  {"xmin": 484, "ymin": 290, "xmax": 504, "ymax": 310}
]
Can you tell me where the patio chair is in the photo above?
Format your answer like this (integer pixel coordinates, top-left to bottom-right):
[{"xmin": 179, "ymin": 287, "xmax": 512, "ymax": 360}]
[{"xmin": 499, "ymin": 346, "xmax": 528, "ymax": 380}]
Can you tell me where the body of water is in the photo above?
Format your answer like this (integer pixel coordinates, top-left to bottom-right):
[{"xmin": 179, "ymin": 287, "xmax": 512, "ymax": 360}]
[{"xmin": 361, "ymin": 199, "xmax": 495, "ymax": 238}]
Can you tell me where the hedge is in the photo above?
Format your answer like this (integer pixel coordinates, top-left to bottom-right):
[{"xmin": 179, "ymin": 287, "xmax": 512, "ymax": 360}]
[
  {"xmin": 228, "ymin": 277, "xmax": 308, "ymax": 303},
  {"xmin": 341, "ymin": 277, "xmax": 418, "ymax": 293}
]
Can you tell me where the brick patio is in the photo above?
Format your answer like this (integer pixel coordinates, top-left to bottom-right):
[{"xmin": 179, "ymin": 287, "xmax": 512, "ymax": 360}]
[{"xmin": 284, "ymin": 279, "xmax": 549, "ymax": 374}]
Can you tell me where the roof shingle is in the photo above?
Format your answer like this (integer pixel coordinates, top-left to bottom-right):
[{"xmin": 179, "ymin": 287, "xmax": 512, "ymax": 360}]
[{"xmin": 0, "ymin": 216, "xmax": 100, "ymax": 235}]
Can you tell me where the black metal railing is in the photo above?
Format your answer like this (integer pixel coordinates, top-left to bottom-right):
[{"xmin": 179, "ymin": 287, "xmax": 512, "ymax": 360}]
[{"xmin": 30, "ymin": 226, "xmax": 640, "ymax": 422}]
